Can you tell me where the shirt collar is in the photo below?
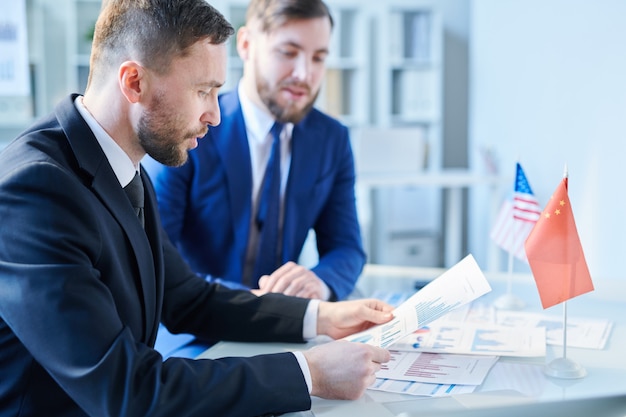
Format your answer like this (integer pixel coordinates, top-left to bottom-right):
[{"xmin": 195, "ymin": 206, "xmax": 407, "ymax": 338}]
[
  {"xmin": 238, "ymin": 82, "xmax": 293, "ymax": 143},
  {"xmin": 74, "ymin": 96, "xmax": 138, "ymax": 187}
]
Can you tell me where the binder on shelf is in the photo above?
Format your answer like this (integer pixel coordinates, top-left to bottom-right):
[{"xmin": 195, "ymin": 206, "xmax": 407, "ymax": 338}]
[
  {"xmin": 338, "ymin": 9, "xmax": 356, "ymax": 59},
  {"xmin": 389, "ymin": 11, "xmax": 404, "ymax": 62},
  {"xmin": 392, "ymin": 69, "xmax": 436, "ymax": 121},
  {"xmin": 404, "ymin": 11, "xmax": 432, "ymax": 62},
  {"xmin": 321, "ymin": 68, "xmax": 345, "ymax": 119}
]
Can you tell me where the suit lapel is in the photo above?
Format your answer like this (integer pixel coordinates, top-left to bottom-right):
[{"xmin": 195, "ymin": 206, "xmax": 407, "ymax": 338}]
[
  {"xmin": 56, "ymin": 95, "xmax": 159, "ymax": 341},
  {"xmin": 213, "ymin": 91, "xmax": 254, "ymax": 260},
  {"xmin": 282, "ymin": 118, "xmax": 324, "ymax": 262},
  {"xmin": 140, "ymin": 169, "xmax": 163, "ymax": 344}
]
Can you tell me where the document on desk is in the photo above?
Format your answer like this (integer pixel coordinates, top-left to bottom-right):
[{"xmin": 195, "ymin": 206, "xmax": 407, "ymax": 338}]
[
  {"xmin": 369, "ymin": 377, "xmax": 477, "ymax": 397},
  {"xmin": 376, "ymin": 350, "xmax": 499, "ymax": 385},
  {"xmin": 390, "ymin": 322, "xmax": 546, "ymax": 357},
  {"xmin": 494, "ymin": 311, "xmax": 613, "ymax": 350},
  {"xmin": 344, "ymin": 254, "xmax": 492, "ymax": 348}
]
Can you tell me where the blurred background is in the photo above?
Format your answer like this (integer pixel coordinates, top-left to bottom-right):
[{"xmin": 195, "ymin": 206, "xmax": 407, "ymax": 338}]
[{"xmin": 1, "ymin": 0, "xmax": 624, "ymax": 285}]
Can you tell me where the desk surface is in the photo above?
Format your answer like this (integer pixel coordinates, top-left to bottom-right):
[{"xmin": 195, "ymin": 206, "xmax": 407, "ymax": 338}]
[{"xmin": 197, "ymin": 267, "xmax": 626, "ymax": 417}]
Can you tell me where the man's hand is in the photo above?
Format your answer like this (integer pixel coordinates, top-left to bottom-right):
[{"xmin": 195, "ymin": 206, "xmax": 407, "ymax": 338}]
[
  {"xmin": 303, "ymin": 340, "xmax": 390, "ymax": 400},
  {"xmin": 253, "ymin": 261, "xmax": 329, "ymax": 300},
  {"xmin": 317, "ymin": 299, "xmax": 394, "ymax": 340}
]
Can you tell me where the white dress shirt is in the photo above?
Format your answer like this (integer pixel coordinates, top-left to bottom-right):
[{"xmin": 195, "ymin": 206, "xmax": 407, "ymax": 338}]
[{"xmin": 238, "ymin": 84, "xmax": 331, "ymax": 301}]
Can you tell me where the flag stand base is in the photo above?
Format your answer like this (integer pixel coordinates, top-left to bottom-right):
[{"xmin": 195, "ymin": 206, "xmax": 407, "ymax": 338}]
[
  {"xmin": 544, "ymin": 357, "xmax": 587, "ymax": 379},
  {"xmin": 493, "ymin": 293, "xmax": 525, "ymax": 310}
]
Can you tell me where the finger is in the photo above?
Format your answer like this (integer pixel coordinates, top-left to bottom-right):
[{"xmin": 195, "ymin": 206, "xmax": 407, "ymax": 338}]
[
  {"xmin": 269, "ymin": 264, "xmax": 306, "ymax": 294},
  {"xmin": 258, "ymin": 262, "xmax": 295, "ymax": 292},
  {"xmin": 365, "ymin": 372, "xmax": 378, "ymax": 389},
  {"xmin": 264, "ymin": 274, "xmax": 292, "ymax": 294},
  {"xmin": 257, "ymin": 275, "xmax": 269, "ymax": 288},
  {"xmin": 282, "ymin": 273, "xmax": 311, "ymax": 296},
  {"xmin": 293, "ymin": 281, "xmax": 322, "ymax": 299},
  {"xmin": 294, "ymin": 287, "xmax": 320, "ymax": 299},
  {"xmin": 365, "ymin": 298, "xmax": 395, "ymax": 313},
  {"xmin": 360, "ymin": 307, "xmax": 394, "ymax": 325},
  {"xmin": 370, "ymin": 347, "xmax": 391, "ymax": 364}
]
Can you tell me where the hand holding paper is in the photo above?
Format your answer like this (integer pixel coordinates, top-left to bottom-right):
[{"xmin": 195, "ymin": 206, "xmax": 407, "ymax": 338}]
[
  {"xmin": 343, "ymin": 254, "xmax": 492, "ymax": 348},
  {"xmin": 317, "ymin": 298, "xmax": 395, "ymax": 340}
]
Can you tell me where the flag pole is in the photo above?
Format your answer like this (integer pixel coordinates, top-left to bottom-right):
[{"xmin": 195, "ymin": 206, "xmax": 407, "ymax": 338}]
[
  {"xmin": 562, "ymin": 165, "xmax": 569, "ymax": 361},
  {"xmin": 543, "ymin": 165, "xmax": 586, "ymax": 379},
  {"xmin": 506, "ymin": 250, "xmax": 513, "ymax": 294},
  {"xmin": 562, "ymin": 300, "xmax": 567, "ymax": 359}
]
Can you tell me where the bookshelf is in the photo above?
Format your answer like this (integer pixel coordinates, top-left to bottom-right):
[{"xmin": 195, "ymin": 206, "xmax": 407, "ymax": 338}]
[
  {"xmin": 2, "ymin": 0, "xmax": 452, "ymax": 269},
  {"xmin": 317, "ymin": 5, "xmax": 368, "ymax": 127},
  {"xmin": 376, "ymin": 7, "xmax": 443, "ymax": 151},
  {"xmin": 359, "ymin": 4, "xmax": 444, "ymax": 267}
]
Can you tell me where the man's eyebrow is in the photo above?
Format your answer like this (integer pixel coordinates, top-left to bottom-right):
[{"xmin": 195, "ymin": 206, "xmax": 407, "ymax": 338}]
[
  {"xmin": 278, "ymin": 41, "xmax": 329, "ymax": 55},
  {"xmin": 197, "ymin": 80, "xmax": 225, "ymax": 89}
]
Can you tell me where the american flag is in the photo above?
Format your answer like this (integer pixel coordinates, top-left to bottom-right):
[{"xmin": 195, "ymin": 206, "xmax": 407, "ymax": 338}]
[{"xmin": 490, "ymin": 162, "xmax": 542, "ymax": 261}]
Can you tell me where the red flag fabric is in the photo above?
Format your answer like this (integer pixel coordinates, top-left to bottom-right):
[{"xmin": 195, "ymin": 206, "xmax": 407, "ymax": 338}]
[{"xmin": 524, "ymin": 178, "xmax": 594, "ymax": 309}]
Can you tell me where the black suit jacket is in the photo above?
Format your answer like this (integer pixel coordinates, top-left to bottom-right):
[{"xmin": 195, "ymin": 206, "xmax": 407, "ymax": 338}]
[{"xmin": 0, "ymin": 95, "xmax": 312, "ymax": 417}]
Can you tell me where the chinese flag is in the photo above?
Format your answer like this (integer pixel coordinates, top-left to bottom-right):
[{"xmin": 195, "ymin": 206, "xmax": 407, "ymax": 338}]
[{"xmin": 524, "ymin": 178, "xmax": 594, "ymax": 309}]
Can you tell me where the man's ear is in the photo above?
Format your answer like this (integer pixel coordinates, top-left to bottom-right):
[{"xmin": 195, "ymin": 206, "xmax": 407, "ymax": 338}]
[
  {"xmin": 118, "ymin": 61, "xmax": 145, "ymax": 104},
  {"xmin": 236, "ymin": 26, "xmax": 251, "ymax": 60}
]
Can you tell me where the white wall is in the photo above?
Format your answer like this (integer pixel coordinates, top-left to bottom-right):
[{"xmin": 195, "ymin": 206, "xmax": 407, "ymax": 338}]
[{"xmin": 469, "ymin": 0, "xmax": 626, "ymax": 281}]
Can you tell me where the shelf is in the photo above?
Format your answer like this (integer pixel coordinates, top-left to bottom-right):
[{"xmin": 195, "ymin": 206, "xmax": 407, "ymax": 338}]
[
  {"xmin": 317, "ymin": 6, "xmax": 368, "ymax": 126},
  {"xmin": 390, "ymin": 67, "xmax": 440, "ymax": 121},
  {"xmin": 8, "ymin": 0, "xmax": 446, "ymax": 269}
]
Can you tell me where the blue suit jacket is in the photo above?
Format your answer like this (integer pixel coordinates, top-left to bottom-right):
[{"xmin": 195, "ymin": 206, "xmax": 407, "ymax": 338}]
[
  {"xmin": 144, "ymin": 90, "xmax": 366, "ymax": 300},
  {"xmin": 0, "ymin": 95, "xmax": 312, "ymax": 416}
]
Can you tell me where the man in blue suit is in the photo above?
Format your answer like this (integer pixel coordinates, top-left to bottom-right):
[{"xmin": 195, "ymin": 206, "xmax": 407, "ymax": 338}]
[
  {"xmin": 0, "ymin": 1, "xmax": 393, "ymax": 415},
  {"xmin": 144, "ymin": 0, "xmax": 365, "ymax": 303}
]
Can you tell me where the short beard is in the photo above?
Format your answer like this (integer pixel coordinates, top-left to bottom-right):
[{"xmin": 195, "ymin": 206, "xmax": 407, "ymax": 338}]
[
  {"xmin": 140, "ymin": 129, "xmax": 186, "ymax": 167},
  {"xmin": 137, "ymin": 93, "xmax": 204, "ymax": 167},
  {"xmin": 137, "ymin": 115, "xmax": 187, "ymax": 167},
  {"xmin": 256, "ymin": 71, "xmax": 318, "ymax": 124}
]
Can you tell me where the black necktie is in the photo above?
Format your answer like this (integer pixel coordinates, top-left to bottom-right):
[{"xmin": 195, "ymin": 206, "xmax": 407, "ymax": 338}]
[
  {"xmin": 124, "ymin": 172, "xmax": 144, "ymax": 228},
  {"xmin": 252, "ymin": 122, "xmax": 283, "ymax": 282}
]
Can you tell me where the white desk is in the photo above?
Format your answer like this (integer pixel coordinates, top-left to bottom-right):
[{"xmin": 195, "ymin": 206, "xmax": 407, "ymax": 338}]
[
  {"xmin": 357, "ymin": 170, "xmax": 503, "ymax": 268},
  {"xmin": 197, "ymin": 266, "xmax": 626, "ymax": 416}
]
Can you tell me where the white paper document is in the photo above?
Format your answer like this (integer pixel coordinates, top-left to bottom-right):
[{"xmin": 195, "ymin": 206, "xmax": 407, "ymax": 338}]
[
  {"xmin": 494, "ymin": 311, "xmax": 613, "ymax": 350},
  {"xmin": 369, "ymin": 378, "xmax": 477, "ymax": 397},
  {"xmin": 344, "ymin": 254, "xmax": 492, "ymax": 348},
  {"xmin": 376, "ymin": 350, "xmax": 499, "ymax": 385},
  {"xmin": 390, "ymin": 322, "xmax": 546, "ymax": 357}
]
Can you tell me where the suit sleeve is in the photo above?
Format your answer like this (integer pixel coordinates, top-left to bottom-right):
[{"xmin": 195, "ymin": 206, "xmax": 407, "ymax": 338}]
[
  {"xmin": 311, "ymin": 125, "xmax": 367, "ymax": 300},
  {"xmin": 0, "ymin": 160, "xmax": 311, "ymax": 417},
  {"xmin": 158, "ymin": 227, "xmax": 312, "ymax": 344}
]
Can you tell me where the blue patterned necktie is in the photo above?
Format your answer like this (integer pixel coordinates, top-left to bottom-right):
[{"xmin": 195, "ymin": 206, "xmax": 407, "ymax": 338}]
[{"xmin": 252, "ymin": 122, "xmax": 283, "ymax": 283}]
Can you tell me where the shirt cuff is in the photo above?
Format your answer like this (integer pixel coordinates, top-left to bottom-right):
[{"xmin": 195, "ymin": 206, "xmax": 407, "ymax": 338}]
[
  {"xmin": 293, "ymin": 351, "xmax": 313, "ymax": 393},
  {"xmin": 295, "ymin": 299, "xmax": 320, "ymax": 394},
  {"xmin": 302, "ymin": 299, "xmax": 319, "ymax": 340},
  {"xmin": 319, "ymin": 280, "xmax": 331, "ymax": 301}
]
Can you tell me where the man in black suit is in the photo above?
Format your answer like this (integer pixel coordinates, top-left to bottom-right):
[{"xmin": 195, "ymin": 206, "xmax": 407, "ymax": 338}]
[{"xmin": 0, "ymin": 1, "xmax": 392, "ymax": 416}]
